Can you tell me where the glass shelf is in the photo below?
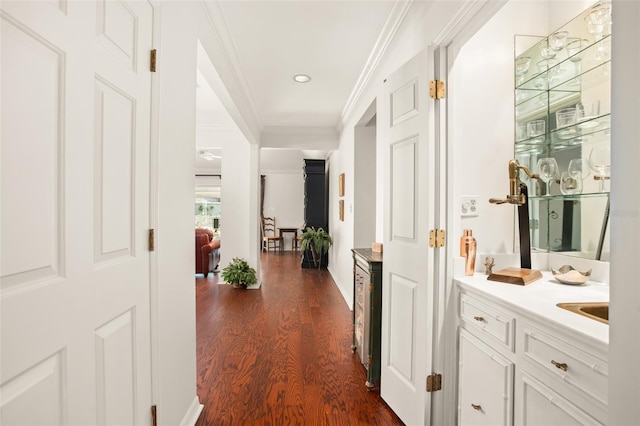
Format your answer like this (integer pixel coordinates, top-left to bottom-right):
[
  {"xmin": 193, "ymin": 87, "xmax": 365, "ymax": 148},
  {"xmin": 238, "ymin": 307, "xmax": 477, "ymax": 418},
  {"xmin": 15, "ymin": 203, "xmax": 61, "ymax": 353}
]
[
  {"xmin": 513, "ymin": 1, "xmax": 611, "ymax": 261},
  {"xmin": 516, "ymin": 35, "xmax": 611, "ymax": 92},
  {"xmin": 529, "ymin": 191, "xmax": 609, "ymax": 201}
]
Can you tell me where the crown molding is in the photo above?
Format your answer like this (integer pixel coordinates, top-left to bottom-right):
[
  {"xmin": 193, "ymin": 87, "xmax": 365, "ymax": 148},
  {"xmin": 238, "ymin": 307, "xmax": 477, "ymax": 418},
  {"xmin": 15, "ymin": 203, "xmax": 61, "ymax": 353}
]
[
  {"xmin": 199, "ymin": 0, "xmax": 264, "ymax": 132},
  {"xmin": 339, "ymin": 0, "xmax": 414, "ymax": 129}
]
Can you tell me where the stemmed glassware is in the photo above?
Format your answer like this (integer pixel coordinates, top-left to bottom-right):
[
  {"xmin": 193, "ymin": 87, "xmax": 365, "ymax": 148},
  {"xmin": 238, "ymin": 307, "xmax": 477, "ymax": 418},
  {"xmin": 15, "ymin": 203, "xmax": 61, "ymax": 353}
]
[
  {"xmin": 537, "ymin": 157, "xmax": 559, "ymax": 196},
  {"xmin": 560, "ymin": 171, "xmax": 582, "ymax": 195},
  {"xmin": 539, "ymin": 39, "xmax": 556, "ymax": 60},
  {"xmin": 515, "ymin": 56, "xmax": 532, "ymax": 86},
  {"xmin": 548, "ymin": 31, "xmax": 569, "ymax": 71},
  {"xmin": 568, "ymin": 158, "xmax": 591, "ymax": 182},
  {"xmin": 549, "ymin": 31, "xmax": 569, "ymax": 52},
  {"xmin": 536, "ymin": 58, "xmax": 557, "ymax": 88},
  {"xmin": 586, "ymin": 2, "xmax": 612, "ymax": 59},
  {"xmin": 566, "ymin": 38, "xmax": 589, "ymax": 85},
  {"xmin": 589, "ymin": 146, "xmax": 611, "ymax": 192}
]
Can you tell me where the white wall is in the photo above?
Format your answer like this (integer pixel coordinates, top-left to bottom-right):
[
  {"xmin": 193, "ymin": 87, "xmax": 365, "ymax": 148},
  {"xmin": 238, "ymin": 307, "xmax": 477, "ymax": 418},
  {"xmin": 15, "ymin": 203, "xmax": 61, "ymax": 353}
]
[
  {"xmin": 155, "ymin": 3, "xmax": 199, "ymax": 424},
  {"xmin": 354, "ymin": 121, "xmax": 377, "ymax": 248},
  {"xmin": 329, "ymin": 0, "xmax": 472, "ymax": 308},
  {"xmin": 259, "ymin": 149, "xmax": 305, "ymax": 250},
  {"xmin": 449, "ymin": 1, "xmax": 551, "ymax": 263},
  {"xmin": 196, "ymin": 126, "xmax": 260, "ymax": 273},
  {"xmin": 262, "ymin": 173, "xmax": 304, "ymax": 250}
]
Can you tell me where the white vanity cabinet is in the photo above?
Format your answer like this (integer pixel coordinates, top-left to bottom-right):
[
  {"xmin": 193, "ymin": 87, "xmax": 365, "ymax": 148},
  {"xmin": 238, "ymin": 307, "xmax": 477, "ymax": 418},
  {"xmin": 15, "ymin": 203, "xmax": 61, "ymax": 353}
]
[
  {"xmin": 459, "ymin": 329, "xmax": 514, "ymax": 425},
  {"xmin": 458, "ymin": 293, "xmax": 516, "ymax": 425},
  {"xmin": 456, "ymin": 276, "xmax": 608, "ymax": 426},
  {"xmin": 517, "ymin": 321, "xmax": 608, "ymax": 424}
]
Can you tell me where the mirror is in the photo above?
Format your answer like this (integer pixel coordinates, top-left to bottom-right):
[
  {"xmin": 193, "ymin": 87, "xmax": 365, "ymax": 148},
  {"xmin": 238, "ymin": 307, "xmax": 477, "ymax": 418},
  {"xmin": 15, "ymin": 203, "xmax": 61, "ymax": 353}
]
[{"xmin": 514, "ymin": 2, "xmax": 611, "ymax": 261}]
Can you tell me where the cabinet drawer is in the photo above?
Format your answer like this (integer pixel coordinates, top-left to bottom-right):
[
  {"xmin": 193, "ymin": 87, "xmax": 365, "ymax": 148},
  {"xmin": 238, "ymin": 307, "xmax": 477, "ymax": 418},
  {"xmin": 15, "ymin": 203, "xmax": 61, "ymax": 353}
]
[
  {"xmin": 521, "ymin": 325, "xmax": 608, "ymax": 405},
  {"xmin": 461, "ymin": 294, "xmax": 515, "ymax": 352},
  {"xmin": 459, "ymin": 329, "xmax": 514, "ymax": 426},
  {"xmin": 518, "ymin": 371, "xmax": 604, "ymax": 425}
]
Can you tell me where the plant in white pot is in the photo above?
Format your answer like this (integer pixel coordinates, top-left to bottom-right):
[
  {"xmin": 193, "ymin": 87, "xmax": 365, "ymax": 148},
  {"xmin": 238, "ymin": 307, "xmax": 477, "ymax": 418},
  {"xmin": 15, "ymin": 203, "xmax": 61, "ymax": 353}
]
[{"xmin": 221, "ymin": 257, "xmax": 258, "ymax": 288}]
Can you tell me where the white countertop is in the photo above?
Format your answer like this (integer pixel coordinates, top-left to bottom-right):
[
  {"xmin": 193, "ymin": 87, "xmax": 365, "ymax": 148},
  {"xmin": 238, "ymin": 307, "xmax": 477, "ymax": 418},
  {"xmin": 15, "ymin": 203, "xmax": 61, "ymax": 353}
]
[{"xmin": 455, "ymin": 271, "xmax": 609, "ymax": 346}]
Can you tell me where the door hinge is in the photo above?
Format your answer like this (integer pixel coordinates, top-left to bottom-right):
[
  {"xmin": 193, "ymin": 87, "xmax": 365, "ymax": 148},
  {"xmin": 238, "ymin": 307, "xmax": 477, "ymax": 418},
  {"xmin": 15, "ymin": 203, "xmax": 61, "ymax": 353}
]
[
  {"xmin": 149, "ymin": 229, "xmax": 155, "ymax": 251},
  {"xmin": 429, "ymin": 80, "xmax": 446, "ymax": 99},
  {"xmin": 151, "ymin": 405, "xmax": 157, "ymax": 426},
  {"xmin": 429, "ymin": 229, "xmax": 446, "ymax": 248},
  {"xmin": 426, "ymin": 373, "xmax": 442, "ymax": 392},
  {"xmin": 150, "ymin": 49, "xmax": 157, "ymax": 72}
]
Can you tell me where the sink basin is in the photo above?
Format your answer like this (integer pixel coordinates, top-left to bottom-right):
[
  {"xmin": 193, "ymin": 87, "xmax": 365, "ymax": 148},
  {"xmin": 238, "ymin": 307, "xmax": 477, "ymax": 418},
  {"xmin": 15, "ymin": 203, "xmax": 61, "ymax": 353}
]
[{"xmin": 557, "ymin": 302, "xmax": 609, "ymax": 324}]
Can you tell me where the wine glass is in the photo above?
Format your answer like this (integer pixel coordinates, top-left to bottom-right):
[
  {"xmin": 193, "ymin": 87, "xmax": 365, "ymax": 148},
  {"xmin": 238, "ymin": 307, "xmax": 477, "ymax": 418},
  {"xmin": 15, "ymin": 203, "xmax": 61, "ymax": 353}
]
[
  {"xmin": 566, "ymin": 38, "xmax": 589, "ymax": 85},
  {"xmin": 537, "ymin": 158, "xmax": 559, "ymax": 196},
  {"xmin": 539, "ymin": 39, "xmax": 556, "ymax": 60},
  {"xmin": 548, "ymin": 31, "xmax": 569, "ymax": 71},
  {"xmin": 560, "ymin": 171, "xmax": 582, "ymax": 195},
  {"xmin": 568, "ymin": 158, "xmax": 591, "ymax": 182},
  {"xmin": 589, "ymin": 2, "xmax": 612, "ymax": 37},
  {"xmin": 515, "ymin": 56, "xmax": 531, "ymax": 85},
  {"xmin": 589, "ymin": 146, "xmax": 611, "ymax": 192},
  {"xmin": 537, "ymin": 58, "xmax": 558, "ymax": 88},
  {"xmin": 549, "ymin": 31, "xmax": 569, "ymax": 52}
]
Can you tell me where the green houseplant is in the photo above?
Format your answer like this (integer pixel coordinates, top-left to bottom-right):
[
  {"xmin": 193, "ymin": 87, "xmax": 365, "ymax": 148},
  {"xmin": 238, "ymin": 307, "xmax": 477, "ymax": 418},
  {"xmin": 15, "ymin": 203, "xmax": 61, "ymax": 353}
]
[
  {"xmin": 300, "ymin": 227, "xmax": 333, "ymax": 268},
  {"xmin": 221, "ymin": 257, "xmax": 258, "ymax": 288}
]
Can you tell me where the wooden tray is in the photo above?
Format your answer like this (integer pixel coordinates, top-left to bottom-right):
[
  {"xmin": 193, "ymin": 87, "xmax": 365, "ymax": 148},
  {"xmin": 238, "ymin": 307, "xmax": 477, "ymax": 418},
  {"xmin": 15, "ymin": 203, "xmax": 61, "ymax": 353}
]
[{"xmin": 487, "ymin": 267, "xmax": 542, "ymax": 285}]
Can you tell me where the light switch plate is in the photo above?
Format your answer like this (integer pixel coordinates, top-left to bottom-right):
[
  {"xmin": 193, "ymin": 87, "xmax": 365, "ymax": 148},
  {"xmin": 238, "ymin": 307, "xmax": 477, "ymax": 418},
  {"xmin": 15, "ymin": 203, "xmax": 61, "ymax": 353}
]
[{"xmin": 461, "ymin": 195, "xmax": 479, "ymax": 217}]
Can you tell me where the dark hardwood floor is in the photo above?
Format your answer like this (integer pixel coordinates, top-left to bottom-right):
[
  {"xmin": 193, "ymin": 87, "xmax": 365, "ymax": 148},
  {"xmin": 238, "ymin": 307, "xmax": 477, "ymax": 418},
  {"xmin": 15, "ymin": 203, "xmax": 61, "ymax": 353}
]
[{"xmin": 195, "ymin": 252, "xmax": 404, "ymax": 425}]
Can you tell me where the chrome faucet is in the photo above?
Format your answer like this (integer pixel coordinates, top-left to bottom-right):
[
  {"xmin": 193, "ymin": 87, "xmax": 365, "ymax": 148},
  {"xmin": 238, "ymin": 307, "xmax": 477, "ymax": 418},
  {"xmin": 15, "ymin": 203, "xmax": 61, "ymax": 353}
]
[{"xmin": 489, "ymin": 159, "xmax": 539, "ymax": 206}]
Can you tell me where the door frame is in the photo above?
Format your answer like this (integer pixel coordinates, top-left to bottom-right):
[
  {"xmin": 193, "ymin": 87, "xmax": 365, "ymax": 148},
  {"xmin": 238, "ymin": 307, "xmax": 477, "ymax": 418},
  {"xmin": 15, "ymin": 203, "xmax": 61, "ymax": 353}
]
[
  {"xmin": 429, "ymin": 2, "xmax": 507, "ymax": 425},
  {"xmin": 148, "ymin": 0, "xmax": 162, "ymax": 414}
]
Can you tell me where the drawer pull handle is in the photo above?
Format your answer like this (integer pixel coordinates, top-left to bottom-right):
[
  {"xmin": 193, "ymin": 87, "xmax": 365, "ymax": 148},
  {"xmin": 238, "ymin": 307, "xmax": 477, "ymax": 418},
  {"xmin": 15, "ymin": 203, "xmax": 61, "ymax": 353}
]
[
  {"xmin": 551, "ymin": 360, "xmax": 568, "ymax": 371},
  {"xmin": 471, "ymin": 404, "xmax": 482, "ymax": 411},
  {"xmin": 473, "ymin": 316, "xmax": 484, "ymax": 322}
]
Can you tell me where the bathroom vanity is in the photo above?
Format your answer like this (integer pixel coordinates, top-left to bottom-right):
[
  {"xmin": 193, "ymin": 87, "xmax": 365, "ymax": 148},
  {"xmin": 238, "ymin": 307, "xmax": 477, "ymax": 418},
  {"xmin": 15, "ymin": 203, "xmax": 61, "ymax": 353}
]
[{"xmin": 455, "ymin": 274, "xmax": 608, "ymax": 425}]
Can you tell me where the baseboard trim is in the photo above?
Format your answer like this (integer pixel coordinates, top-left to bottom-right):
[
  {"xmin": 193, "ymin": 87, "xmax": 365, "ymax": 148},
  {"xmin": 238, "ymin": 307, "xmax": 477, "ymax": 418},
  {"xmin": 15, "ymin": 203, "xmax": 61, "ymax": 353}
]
[{"xmin": 180, "ymin": 396, "xmax": 204, "ymax": 426}]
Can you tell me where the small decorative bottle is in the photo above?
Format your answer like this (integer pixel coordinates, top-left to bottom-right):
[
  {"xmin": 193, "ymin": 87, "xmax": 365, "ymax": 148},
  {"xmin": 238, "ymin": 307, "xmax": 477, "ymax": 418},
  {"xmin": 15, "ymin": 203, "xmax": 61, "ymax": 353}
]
[{"xmin": 460, "ymin": 229, "xmax": 477, "ymax": 276}]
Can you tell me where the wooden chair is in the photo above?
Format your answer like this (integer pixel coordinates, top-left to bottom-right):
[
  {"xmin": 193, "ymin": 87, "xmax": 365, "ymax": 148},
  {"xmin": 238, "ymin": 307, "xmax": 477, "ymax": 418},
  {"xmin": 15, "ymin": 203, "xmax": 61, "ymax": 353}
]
[{"xmin": 261, "ymin": 217, "xmax": 283, "ymax": 252}]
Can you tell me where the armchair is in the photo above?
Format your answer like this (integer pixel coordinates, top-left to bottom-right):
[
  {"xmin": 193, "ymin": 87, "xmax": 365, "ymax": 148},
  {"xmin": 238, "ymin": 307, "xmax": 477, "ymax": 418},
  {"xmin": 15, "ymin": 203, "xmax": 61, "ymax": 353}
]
[{"xmin": 195, "ymin": 228, "xmax": 221, "ymax": 276}]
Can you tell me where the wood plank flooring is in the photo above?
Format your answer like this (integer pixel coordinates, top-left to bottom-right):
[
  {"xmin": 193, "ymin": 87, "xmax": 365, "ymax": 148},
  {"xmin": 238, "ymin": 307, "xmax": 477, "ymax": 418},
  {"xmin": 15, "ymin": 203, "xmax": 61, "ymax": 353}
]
[{"xmin": 195, "ymin": 252, "xmax": 404, "ymax": 425}]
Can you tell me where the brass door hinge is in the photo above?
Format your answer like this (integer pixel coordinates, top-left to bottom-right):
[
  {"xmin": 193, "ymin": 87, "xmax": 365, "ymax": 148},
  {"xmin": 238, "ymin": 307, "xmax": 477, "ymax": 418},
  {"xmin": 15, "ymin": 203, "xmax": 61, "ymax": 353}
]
[
  {"xmin": 429, "ymin": 229, "xmax": 446, "ymax": 248},
  {"xmin": 429, "ymin": 80, "xmax": 446, "ymax": 99},
  {"xmin": 426, "ymin": 374, "xmax": 442, "ymax": 392},
  {"xmin": 150, "ymin": 49, "xmax": 157, "ymax": 72},
  {"xmin": 151, "ymin": 405, "xmax": 157, "ymax": 426},
  {"xmin": 149, "ymin": 229, "xmax": 155, "ymax": 251}
]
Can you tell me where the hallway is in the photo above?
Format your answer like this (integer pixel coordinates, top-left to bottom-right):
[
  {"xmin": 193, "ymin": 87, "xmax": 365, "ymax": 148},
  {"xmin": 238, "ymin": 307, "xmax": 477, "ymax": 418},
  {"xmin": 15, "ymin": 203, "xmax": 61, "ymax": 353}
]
[{"xmin": 195, "ymin": 253, "xmax": 403, "ymax": 425}]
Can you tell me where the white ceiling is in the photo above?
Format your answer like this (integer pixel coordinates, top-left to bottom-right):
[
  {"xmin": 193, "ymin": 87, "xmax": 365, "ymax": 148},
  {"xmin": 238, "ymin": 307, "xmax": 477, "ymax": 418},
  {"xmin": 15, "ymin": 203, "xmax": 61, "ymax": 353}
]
[
  {"xmin": 215, "ymin": 0, "xmax": 395, "ymax": 128},
  {"xmin": 196, "ymin": 0, "xmax": 400, "ymax": 169}
]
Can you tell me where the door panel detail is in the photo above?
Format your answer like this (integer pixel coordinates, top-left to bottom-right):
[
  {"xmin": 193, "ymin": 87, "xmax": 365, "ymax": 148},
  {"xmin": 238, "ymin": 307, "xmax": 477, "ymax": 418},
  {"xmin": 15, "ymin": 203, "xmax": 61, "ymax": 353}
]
[
  {"xmin": 391, "ymin": 138, "xmax": 417, "ymax": 241},
  {"xmin": 388, "ymin": 273, "xmax": 417, "ymax": 383},
  {"xmin": 95, "ymin": 309, "xmax": 136, "ymax": 425},
  {"xmin": 1, "ymin": 15, "xmax": 65, "ymax": 290},
  {"xmin": 391, "ymin": 79, "xmax": 418, "ymax": 126},
  {"xmin": 96, "ymin": 0, "xmax": 137, "ymax": 70},
  {"xmin": 0, "ymin": 351, "xmax": 66, "ymax": 425},
  {"xmin": 94, "ymin": 77, "xmax": 135, "ymax": 262}
]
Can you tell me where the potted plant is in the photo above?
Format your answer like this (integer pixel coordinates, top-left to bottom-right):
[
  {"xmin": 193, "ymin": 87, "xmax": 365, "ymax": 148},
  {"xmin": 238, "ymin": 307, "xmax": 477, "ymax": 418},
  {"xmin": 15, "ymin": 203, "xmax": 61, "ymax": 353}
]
[
  {"xmin": 300, "ymin": 227, "xmax": 333, "ymax": 268},
  {"xmin": 221, "ymin": 257, "xmax": 258, "ymax": 288}
]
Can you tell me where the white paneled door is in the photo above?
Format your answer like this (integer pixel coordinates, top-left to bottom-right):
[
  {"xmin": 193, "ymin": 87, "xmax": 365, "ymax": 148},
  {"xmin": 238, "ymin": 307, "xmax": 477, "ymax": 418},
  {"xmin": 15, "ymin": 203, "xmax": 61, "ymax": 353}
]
[
  {"xmin": 1, "ymin": 2, "xmax": 153, "ymax": 424},
  {"xmin": 381, "ymin": 48, "xmax": 437, "ymax": 425}
]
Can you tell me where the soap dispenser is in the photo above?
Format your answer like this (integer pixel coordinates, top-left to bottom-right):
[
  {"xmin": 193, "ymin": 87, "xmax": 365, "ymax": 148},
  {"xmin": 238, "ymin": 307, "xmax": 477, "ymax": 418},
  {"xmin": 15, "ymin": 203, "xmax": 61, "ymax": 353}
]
[{"xmin": 460, "ymin": 229, "xmax": 476, "ymax": 276}]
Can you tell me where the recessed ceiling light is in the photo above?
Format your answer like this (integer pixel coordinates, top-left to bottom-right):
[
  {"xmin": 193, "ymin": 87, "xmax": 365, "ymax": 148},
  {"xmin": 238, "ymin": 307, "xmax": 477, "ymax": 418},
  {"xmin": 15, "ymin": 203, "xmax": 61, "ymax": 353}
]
[{"xmin": 293, "ymin": 74, "xmax": 311, "ymax": 83}]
